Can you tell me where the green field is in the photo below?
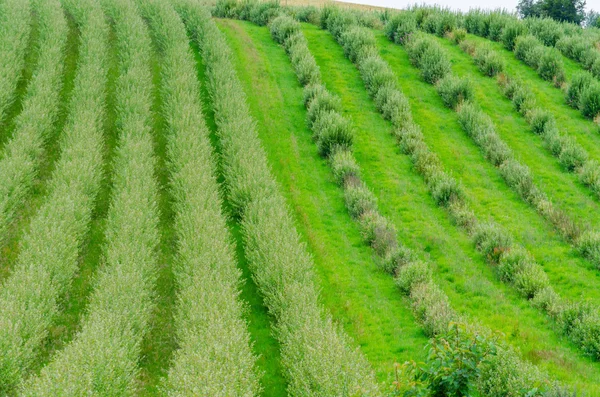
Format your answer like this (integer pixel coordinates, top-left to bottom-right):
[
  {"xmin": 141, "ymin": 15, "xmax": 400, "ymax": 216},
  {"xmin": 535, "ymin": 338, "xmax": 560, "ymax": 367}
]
[{"xmin": 2, "ymin": 0, "xmax": 600, "ymax": 395}]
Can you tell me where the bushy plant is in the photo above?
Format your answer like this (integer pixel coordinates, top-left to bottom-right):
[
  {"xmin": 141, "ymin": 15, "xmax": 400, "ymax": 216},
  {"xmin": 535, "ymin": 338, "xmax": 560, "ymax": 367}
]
[
  {"xmin": 473, "ymin": 222, "xmax": 512, "ymax": 263},
  {"xmin": 436, "ymin": 74, "xmax": 473, "ymax": 109},
  {"xmin": 359, "ymin": 210, "xmax": 398, "ymax": 257},
  {"xmin": 410, "ymin": 282, "xmax": 456, "ymax": 336},
  {"xmin": 449, "ymin": 28, "xmax": 466, "ymax": 44},
  {"xmin": 358, "ymin": 55, "xmax": 396, "ymax": 97},
  {"xmin": 577, "ymin": 230, "xmax": 600, "ymax": 268},
  {"xmin": 428, "ymin": 170, "xmax": 463, "ymax": 206},
  {"xmin": 511, "ymin": 85, "xmax": 535, "ymax": 115},
  {"xmin": 418, "ymin": 42, "xmax": 451, "ymax": 84},
  {"xmin": 514, "ymin": 35, "xmax": 542, "ymax": 68},
  {"xmin": 499, "ymin": 159, "xmax": 536, "ymax": 201},
  {"xmin": 557, "ymin": 136, "xmax": 588, "ymax": 171},
  {"xmin": 302, "ymin": 83, "xmax": 326, "ymax": 107},
  {"xmin": 330, "ymin": 148, "xmax": 359, "ymax": 186},
  {"xmin": 395, "ymin": 122, "xmax": 424, "ymax": 154},
  {"xmin": 344, "ymin": 179, "xmax": 377, "ymax": 219},
  {"xmin": 269, "ymin": 14, "xmax": 299, "ymax": 44},
  {"xmin": 526, "ymin": 17, "xmax": 563, "ymax": 47},
  {"xmin": 473, "ymin": 46, "xmax": 505, "ymax": 77},
  {"xmin": 374, "ymin": 85, "xmax": 411, "ymax": 127},
  {"xmin": 579, "ymin": 82, "xmax": 600, "ymax": 119},
  {"xmin": 385, "ymin": 12, "xmax": 417, "ymax": 44},
  {"xmin": 537, "ymin": 49, "xmax": 565, "ymax": 85},
  {"xmin": 566, "ymin": 72, "xmax": 594, "ymax": 108},
  {"xmin": 306, "ymin": 89, "xmax": 342, "ymax": 127},
  {"xmin": 404, "ymin": 323, "xmax": 497, "ymax": 397},
  {"xmin": 579, "ymin": 160, "xmax": 600, "ymax": 197},
  {"xmin": 396, "ymin": 260, "xmax": 432, "ymax": 294},
  {"xmin": 312, "ymin": 110, "xmax": 353, "ymax": 157},
  {"xmin": 340, "ymin": 25, "xmax": 376, "ymax": 63},
  {"xmin": 501, "ymin": 20, "xmax": 526, "ymax": 50},
  {"xmin": 497, "ymin": 246, "xmax": 531, "ymax": 283},
  {"xmin": 248, "ymin": 0, "xmax": 280, "ymax": 25},
  {"xmin": 527, "ymin": 108, "xmax": 554, "ymax": 135}
]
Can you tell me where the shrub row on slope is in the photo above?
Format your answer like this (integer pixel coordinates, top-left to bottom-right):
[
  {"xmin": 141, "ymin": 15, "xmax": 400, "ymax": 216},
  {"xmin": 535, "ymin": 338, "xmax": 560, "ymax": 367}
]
[
  {"xmin": 176, "ymin": 2, "xmax": 381, "ymax": 396},
  {"xmin": 0, "ymin": 0, "xmax": 32, "ymax": 122},
  {"xmin": 459, "ymin": 39, "xmax": 600, "ymax": 230},
  {"xmin": 0, "ymin": 0, "xmax": 107, "ymax": 393},
  {"xmin": 395, "ymin": 8, "xmax": 600, "ymax": 122},
  {"xmin": 22, "ymin": 0, "xmax": 160, "ymax": 393},
  {"xmin": 0, "ymin": 0, "xmax": 68, "ymax": 248},
  {"xmin": 385, "ymin": 15, "xmax": 600, "ymax": 361},
  {"xmin": 265, "ymin": 8, "xmax": 566, "ymax": 395},
  {"xmin": 138, "ymin": 0, "xmax": 261, "ymax": 395}
]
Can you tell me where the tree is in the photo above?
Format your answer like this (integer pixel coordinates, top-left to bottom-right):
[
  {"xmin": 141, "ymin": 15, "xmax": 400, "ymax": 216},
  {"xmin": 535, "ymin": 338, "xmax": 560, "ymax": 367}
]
[
  {"xmin": 586, "ymin": 10, "xmax": 600, "ymax": 28},
  {"xmin": 517, "ymin": 0, "xmax": 587, "ymax": 24}
]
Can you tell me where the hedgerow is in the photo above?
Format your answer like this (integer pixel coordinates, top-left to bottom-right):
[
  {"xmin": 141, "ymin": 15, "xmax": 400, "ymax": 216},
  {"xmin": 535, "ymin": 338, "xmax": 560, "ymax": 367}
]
[
  {"xmin": 436, "ymin": 74, "xmax": 473, "ymax": 109},
  {"xmin": 311, "ymin": 109, "xmax": 353, "ymax": 157},
  {"xmin": 23, "ymin": 0, "xmax": 160, "ymax": 393},
  {"xmin": 473, "ymin": 45, "xmax": 505, "ymax": 76},
  {"xmin": 144, "ymin": 1, "xmax": 260, "ymax": 395},
  {"xmin": 0, "ymin": 0, "xmax": 31, "ymax": 122},
  {"xmin": 385, "ymin": 12, "xmax": 417, "ymax": 44},
  {"xmin": 405, "ymin": 33, "xmax": 451, "ymax": 83},
  {"xmin": 0, "ymin": 0, "xmax": 68, "ymax": 248},
  {"xmin": 326, "ymin": 6, "xmax": 576, "ymax": 391},
  {"xmin": 579, "ymin": 82, "xmax": 600, "ymax": 119},
  {"xmin": 0, "ymin": 0, "xmax": 107, "ymax": 392},
  {"xmin": 566, "ymin": 72, "xmax": 594, "ymax": 108},
  {"xmin": 181, "ymin": 5, "xmax": 381, "ymax": 395}
]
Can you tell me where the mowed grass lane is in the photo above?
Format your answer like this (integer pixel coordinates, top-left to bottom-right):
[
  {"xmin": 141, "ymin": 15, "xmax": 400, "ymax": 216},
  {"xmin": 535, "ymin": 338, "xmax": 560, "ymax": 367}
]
[
  {"xmin": 216, "ymin": 18, "xmax": 429, "ymax": 385},
  {"xmin": 301, "ymin": 23, "xmax": 600, "ymax": 390}
]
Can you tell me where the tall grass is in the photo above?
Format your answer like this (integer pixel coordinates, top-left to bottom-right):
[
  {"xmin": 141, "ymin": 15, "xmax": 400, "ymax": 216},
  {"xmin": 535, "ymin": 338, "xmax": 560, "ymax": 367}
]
[
  {"xmin": 0, "ymin": 0, "xmax": 32, "ymax": 122},
  {"xmin": 176, "ymin": 3, "xmax": 381, "ymax": 396},
  {"xmin": 0, "ymin": 0, "xmax": 68, "ymax": 247},
  {"xmin": 0, "ymin": 0, "xmax": 107, "ymax": 393},
  {"xmin": 22, "ymin": 0, "xmax": 159, "ymax": 393},
  {"xmin": 139, "ymin": 0, "xmax": 261, "ymax": 395}
]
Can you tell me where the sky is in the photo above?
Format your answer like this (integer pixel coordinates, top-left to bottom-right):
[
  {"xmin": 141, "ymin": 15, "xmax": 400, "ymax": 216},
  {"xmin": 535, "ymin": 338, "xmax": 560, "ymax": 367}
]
[{"xmin": 336, "ymin": 0, "xmax": 599, "ymax": 13}]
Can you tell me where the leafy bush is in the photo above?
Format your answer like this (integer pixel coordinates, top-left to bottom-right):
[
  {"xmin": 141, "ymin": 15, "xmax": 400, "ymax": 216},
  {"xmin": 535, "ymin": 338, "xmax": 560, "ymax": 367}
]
[
  {"xmin": 473, "ymin": 222, "xmax": 512, "ymax": 263},
  {"xmin": 501, "ymin": 20, "xmax": 526, "ymax": 50},
  {"xmin": 579, "ymin": 83, "xmax": 600, "ymax": 119},
  {"xmin": 340, "ymin": 25, "xmax": 376, "ymax": 63},
  {"xmin": 357, "ymin": 55, "xmax": 396, "ymax": 97},
  {"xmin": 497, "ymin": 246, "xmax": 531, "ymax": 283},
  {"xmin": 410, "ymin": 282, "xmax": 456, "ymax": 336},
  {"xmin": 248, "ymin": 1, "xmax": 280, "ymax": 25},
  {"xmin": 395, "ymin": 122, "xmax": 424, "ymax": 154},
  {"xmin": 381, "ymin": 245, "xmax": 414, "ymax": 274},
  {"xmin": 511, "ymin": 85, "xmax": 535, "ymax": 115},
  {"xmin": 385, "ymin": 12, "xmax": 417, "ymax": 44},
  {"xmin": 303, "ymin": 83, "xmax": 326, "ymax": 107},
  {"xmin": 527, "ymin": 108, "xmax": 554, "ymax": 135},
  {"xmin": 579, "ymin": 160, "xmax": 600, "ymax": 197},
  {"xmin": 577, "ymin": 230, "xmax": 600, "ymax": 268},
  {"xmin": 418, "ymin": 41, "xmax": 451, "ymax": 84},
  {"xmin": 473, "ymin": 46, "xmax": 505, "ymax": 77},
  {"xmin": 404, "ymin": 323, "xmax": 497, "ymax": 397},
  {"xmin": 449, "ymin": 27, "xmax": 466, "ymax": 44},
  {"xmin": 396, "ymin": 260, "xmax": 432, "ymax": 294},
  {"xmin": 269, "ymin": 14, "xmax": 299, "ymax": 44},
  {"xmin": 306, "ymin": 89, "xmax": 342, "ymax": 127},
  {"xmin": 566, "ymin": 72, "xmax": 594, "ymax": 108},
  {"xmin": 359, "ymin": 210, "xmax": 398, "ymax": 257},
  {"xmin": 428, "ymin": 170, "xmax": 463, "ymax": 206},
  {"xmin": 499, "ymin": 159, "xmax": 536, "ymax": 202},
  {"xmin": 344, "ymin": 179, "xmax": 377, "ymax": 219},
  {"xmin": 312, "ymin": 110, "xmax": 353, "ymax": 157},
  {"xmin": 330, "ymin": 148, "xmax": 359, "ymax": 186},
  {"xmin": 288, "ymin": 42, "xmax": 321, "ymax": 86},
  {"xmin": 557, "ymin": 136, "xmax": 588, "ymax": 171},
  {"xmin": 436, "ymin": 74, "xmax": 473, "ymax": 109},
  {"xmin": 537, "ymin": 49, "xmax": 565, "ymax": 85},
  {"xmin": 526, "ymin": 17, "xmax": 563, "ymax": 46},
  {"xmin": 373, "ymin": 85, "xmax": 411, "ymax": 127},
  {"xmin": 514, "ymin": 35, "xmax": 542, "ymax": 68},
  {"xmin": 448, "ymin": 199, "xmax": 477, "ymax": 232}
]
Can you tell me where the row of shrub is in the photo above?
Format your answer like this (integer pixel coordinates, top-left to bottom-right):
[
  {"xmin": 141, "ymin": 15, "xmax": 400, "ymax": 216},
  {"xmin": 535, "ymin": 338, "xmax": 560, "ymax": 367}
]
[
  {"xmin": 213, "ymin": 0, "xmax": 280, "ymax": 25},
  {"xmin": 321, "ymin": 6, "xmax": 572, "ymax": 393},
  {"xmin": 23, "ymin": 0, "xmax": 161, "ymax": 393},
  {"xmin": 150, "ymin": 1, "xmax": 261, "ymax": 395},
  {"xmin": 0, "ymin": 0, "xmax": 67, "ymax": 249},
  {"xmin": 182, "ymin": 3, "xmax": 381, "ymax": 396},
  {"xmin": 384, "ymin": 17, "xmax": 600, "ymax": 363},
  {"xmin": 0, "ymin": 0, "xmax": 107, "ymax": 393},
  {"xmin": 0, "ymin": 0, "xmax": 31, "ymax": 122}
]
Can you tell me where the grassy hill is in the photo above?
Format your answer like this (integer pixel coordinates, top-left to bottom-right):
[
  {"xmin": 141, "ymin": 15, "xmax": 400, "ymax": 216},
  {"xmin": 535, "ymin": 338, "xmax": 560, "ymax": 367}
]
[{"xmin": 2, "ymin": 0, "xmax": 600, "ymax": 395}]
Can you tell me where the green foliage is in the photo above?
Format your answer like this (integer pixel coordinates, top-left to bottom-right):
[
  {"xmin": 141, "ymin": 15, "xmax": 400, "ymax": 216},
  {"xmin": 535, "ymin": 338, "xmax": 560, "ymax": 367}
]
[
  {"xmin": 359, "ymin": 210, "xmax": 398, "ymax": 257},
  {"xmin": 385, "ymin": 12, "xmax": 417, "ymax": 44},
  {"xmin": 358, "ymin": 55, "xmax": 396, "ymax": 97},
  {"xmin": 514, "ymin": 34, "xmax": 543, "ymax": 68},
  {"xmin": 306, "ymin": 89, "xmax": 342, "ymax": 127},
  {"xmin": 537, "ymin": 48, "xmax": 566, "ymax": 84},
  {"xmin": 312, "ymin": 110, "xmax": 354, "ymax": 157},
  {"xmin": 474, "ymin": 46, "xmax": 506, "ymax": 76},
  {"xmin": 406, "ymin": 34, "xmax": 451, "ymax": 84},
  {"xmin": 344, "ymin": 180, "xmax": 378, "ymax": 219},
  {"xmin": 269, "ymin": 14, "xmax": 299, "ymax": 44},
  {"xmin": 579, "ymin": 82, "xmax": 600, "ymax": 119},
  {"xmin": 501, "ymin": 20, "xmax": 526, "ymax": 50},
  {"xmin": 428, "ymin": 170, "xmax": 463, "ymax": 206},
  {"xmin": 473, "ymin": 222, "xmax": 512, "ymax": 263},
  {"xmin": 577, "ymin": 230, "xmax": 600, "ymax": 268},
  {"xmin": 403, "ymin": 323, "xmax": 498, "ymax": 397},
  {"xmin": 499, "ymin": 159, "xmax": 537, "ymax": 202},
  {"xmin": 330, "ymin": 148, "xmax": 360, "ymax": 185},
  {"xmin": 410, "ymin": 282, "xmax": 456, "ymax": 336},
  {"xmin": 395, "ymin": 260, "xmax": 431, "ymax": 294},
  {"xmin": 340, "ymin": 25, "xmax": 376, "ymax": 63},
  {"xmin": 436, "ymin": 74, "xmax": 473, "ymax": 109},
  {"xmin": 373, "ymin": 84, "xmax": 411, "ymax": 127},
  {"xmin": 1, "ymin": 0, "xmax": 107, "ymax": 392}
]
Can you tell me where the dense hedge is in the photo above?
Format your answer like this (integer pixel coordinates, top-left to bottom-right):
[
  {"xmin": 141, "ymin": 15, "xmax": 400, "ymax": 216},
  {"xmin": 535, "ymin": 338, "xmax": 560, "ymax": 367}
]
[
  {"xmin": 0, "ymin": 0, "xmax": 107, "ymax": 392},
  {"xmin": 179, "ymin": 3, "xmax": 381, "ymax": 396},
  {"xmin": 24, "ymin": 0, "xmax": 160, "ymax": 393}
]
